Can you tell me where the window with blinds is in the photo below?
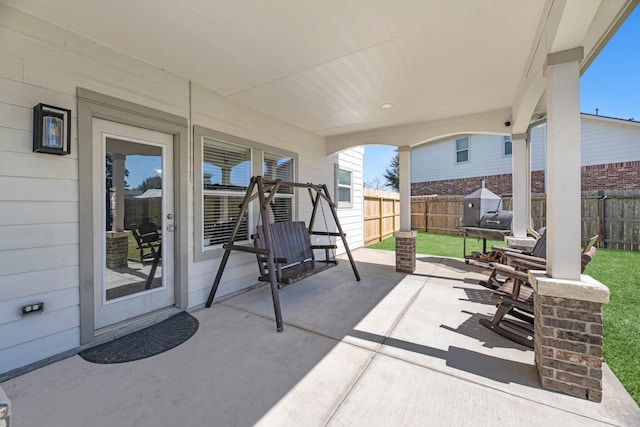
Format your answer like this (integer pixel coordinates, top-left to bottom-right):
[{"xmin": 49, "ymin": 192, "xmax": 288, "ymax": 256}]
[
  {"xmin": 198, "ymin": 135, "xmax": 297, "ymax": 251},
  {"xmin": 263, "ymin": 152, "xmax": 294, "ymax": 222},
  {"xmin": 202, "ymin": 138, "xmax": 250, "ymax": 247}
]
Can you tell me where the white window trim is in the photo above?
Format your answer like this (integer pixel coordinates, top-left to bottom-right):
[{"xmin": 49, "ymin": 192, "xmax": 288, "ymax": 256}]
[
  {"xmin": 194, "ymin": 126, "xmax": 297, "ymax": 261},
  {"xmin": 335, "ymin": 164, "xmax": 353, "ymax": 209}
]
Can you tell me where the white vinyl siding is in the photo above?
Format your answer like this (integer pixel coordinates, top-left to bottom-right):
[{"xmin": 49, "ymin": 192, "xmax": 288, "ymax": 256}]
[
  {"xmin": 529, "ymin": 125, "xmax": 547, "ymax": 172},
  {"xmin": 336, "ymin": 147, "xmax": 364, "ymax": 253},
  {"xmin": 0, "ymin": 5, "xmax": 191, "ymax": 374},
  {"xmin": 580, "ymin": 116, "xmax": 640, "ymax": 166},
  {"xmin": 412, "ymin": 134, "xmax": 514, "ymax": 182}
]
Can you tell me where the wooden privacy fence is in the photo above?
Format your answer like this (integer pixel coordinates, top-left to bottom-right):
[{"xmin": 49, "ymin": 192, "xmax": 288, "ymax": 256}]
[
  {"xmin": 410, "ymin": 190, "xmax": 640, "ymax": 251},
  {"xmin": 411, "ymin": 195, "xmax": 463, "ymax": 235},
  {"xmin": 364, "ymin": 189, "xmax": 400, "ymax": 246}
]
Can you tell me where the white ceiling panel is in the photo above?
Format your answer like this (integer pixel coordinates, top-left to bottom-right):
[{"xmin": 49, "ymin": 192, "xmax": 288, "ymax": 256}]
[
  {"xmin": 229, "ymin": 41, "xmax": 425, "ymax": 133},
  {"xmin": 3, "ymin": 0, "xmax": 631, "ymax": 138},
  {"xmin": 182, "ymin": 0, "xmax": 392, "ymax": 80},
  {"xmin": 394, "ymin": 0, "xmax": 545, "ymax": 118},
  {"xmin": 374, "ymin": 0, "xmax": 500, "ymax": 37}
]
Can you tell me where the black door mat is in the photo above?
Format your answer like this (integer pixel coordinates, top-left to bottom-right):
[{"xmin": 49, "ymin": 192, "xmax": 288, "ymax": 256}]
[{"xmin": 79, "ymin": 312, "xmax": 199, "ymax": 364}]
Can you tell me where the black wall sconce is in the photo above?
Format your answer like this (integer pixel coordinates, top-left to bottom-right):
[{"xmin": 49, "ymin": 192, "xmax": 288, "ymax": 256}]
[{"xmin": 33, "ymin": 103, "xmax": 71, "ymax": 155}]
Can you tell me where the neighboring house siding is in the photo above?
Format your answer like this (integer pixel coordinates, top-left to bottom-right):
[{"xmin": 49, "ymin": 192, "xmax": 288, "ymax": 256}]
[
  {"xmin": 412, "ymin": 134, "xmax": 512, "ymax": 183},
  {"xmin": 411, "ymin": 115, "xmax": 640, "ymax": 195},
  {"xmin": 0, "ymin": 5, "xmax": 363, "ymax": 375},
  {"xmin": 529, "ymin": 125, "xmax": 547, "ymax": 172},
  {"xmin": 580, "ymin": 116, "xmax": 640, "ymax": 166}
]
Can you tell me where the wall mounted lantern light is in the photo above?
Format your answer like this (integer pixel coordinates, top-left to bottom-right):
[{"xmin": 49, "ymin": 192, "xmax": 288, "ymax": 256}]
[{"xmin": 33, "ymin": 103, "xmax": 71, "ymax": 155}]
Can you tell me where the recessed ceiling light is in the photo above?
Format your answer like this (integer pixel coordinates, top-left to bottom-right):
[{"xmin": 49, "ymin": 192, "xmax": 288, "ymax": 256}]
[{"xmin": 381, "ymin": 103, "xmax": 393, "ymax": 109}]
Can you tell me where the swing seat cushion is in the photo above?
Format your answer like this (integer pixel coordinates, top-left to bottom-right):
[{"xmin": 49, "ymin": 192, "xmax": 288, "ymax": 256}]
[{"xmin": 256, "ymin": 221, "xmax": 337, "ymax": 285}]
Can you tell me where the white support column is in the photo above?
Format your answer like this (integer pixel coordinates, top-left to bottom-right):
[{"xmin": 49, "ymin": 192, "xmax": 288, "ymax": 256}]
[
  {"xmin": 545, "ymin": 47, "xmax": 583, "ymax": 280},
  {"xmin": 112, "ymin": 153, "xmax": 126, "ymax": 232},
  {"xmin": 398, "ymin": 146, "xmax": 411, "ymax": 231},
  {"xmin": 510, "ymin": 133, "xmax": 529, "ymax": 238}
]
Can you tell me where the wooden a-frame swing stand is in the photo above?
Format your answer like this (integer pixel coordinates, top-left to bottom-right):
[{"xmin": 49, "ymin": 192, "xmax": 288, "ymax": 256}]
[{"xmin": 205, "ymin": 176, "xmax": 361, "ymax": 332}]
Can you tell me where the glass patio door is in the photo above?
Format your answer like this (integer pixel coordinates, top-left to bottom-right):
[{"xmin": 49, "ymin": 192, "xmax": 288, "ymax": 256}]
[{"xmin": 93, "ymin": 119, "xmax": 175, "ymax": 329}]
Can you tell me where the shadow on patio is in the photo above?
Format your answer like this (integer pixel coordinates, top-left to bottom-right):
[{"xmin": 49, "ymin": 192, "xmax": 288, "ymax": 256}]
[{"xmin": 2, "ymin": 249, "xmax": 639, "ymax": 426}]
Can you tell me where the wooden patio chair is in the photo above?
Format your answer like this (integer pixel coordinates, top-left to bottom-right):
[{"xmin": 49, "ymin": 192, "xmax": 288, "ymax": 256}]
[
  {"xmin": 479, "ymin": 228, "xmax": 546, "ymax": 290},
  {"xmin": 479, "ymin": 237, "xmax": 598, "ymax": 348},
  {"xmin": 131, "ymin": 220, "xmax": 161, "ymax": 263}
]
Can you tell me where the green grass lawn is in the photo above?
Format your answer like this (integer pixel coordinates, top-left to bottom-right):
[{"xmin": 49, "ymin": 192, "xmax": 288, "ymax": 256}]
[
  {"xmin": 128, "ymin": 233, "xmax": 141, "ymax": 261},
  {"xmin": 584, "ymin": 249, "xmax": 640, "ymax": 405},
  {"xmin": 368, "ymin": 231, "xmax": 640, "ymax": 405},
  {"xmin": 368, "ymin": 231, "xmax": 505, "ymax": 258}
]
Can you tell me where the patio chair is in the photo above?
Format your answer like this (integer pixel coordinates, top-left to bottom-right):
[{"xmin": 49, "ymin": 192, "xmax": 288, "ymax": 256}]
[
  {"xmin": 478, "ymin": 228, "xmax": 546, "ymax": 290},
  {"xmin": 131, "ymin": 220, "xmax": 161, "ymax": 263},
  {"xmin": 479, "ymin": 237, "xmax": 597, "ymax": 348}
]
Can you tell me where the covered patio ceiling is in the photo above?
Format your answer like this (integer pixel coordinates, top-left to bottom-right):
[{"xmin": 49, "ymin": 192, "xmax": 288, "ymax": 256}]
[{"xmin": 4, "ymin": 0, "xmax": 636, "ymax": 146}]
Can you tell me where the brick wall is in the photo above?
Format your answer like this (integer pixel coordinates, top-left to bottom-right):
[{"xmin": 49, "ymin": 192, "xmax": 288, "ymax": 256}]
[
  {"xmin": 106, "ymin": 232, "xmax": 129, "ymax": 270},
  {"xmin": 582, "ymin": 160, "xmax": 640, "ymax": 191},
  {"xmin": 412, "ymin": 161, "xmax": 640, "ymax": 196},
  {"xmin": 534, "ymin": 295, "xmax": 604, "ymax": 402},
  {"xmin": 412, "ymin": 171, "xmax": 545, "ymax": 196},
  {"xmin": 395, "ymin": 231, "xmax": 416, "ymax": 273}
]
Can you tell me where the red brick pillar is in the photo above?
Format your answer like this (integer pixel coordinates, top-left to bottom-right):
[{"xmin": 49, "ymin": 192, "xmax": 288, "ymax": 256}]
[
  {"xmin": 530, "ymin": 272, "xmax": 609, "ymax": 402},
  {"xmin": 106, "ymin": 231, "xmax": 129, "ymax": 270},
  {"xmin": 394, "ymin": 231, "xmax": 416, "ymax": 273}
]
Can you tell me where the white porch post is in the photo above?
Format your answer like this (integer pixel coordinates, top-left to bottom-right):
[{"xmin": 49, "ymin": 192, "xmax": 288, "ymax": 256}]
[
  {"xmin": 545, "ymin": 47, "xmax": 583, "ymax": 280},
  {"xmin": 112, "ymin": 153, "xmax": 126, "ymax": 232},
  {"xmin": 531, "ymin": 46, "xmax": 609, "ymax": 402},
  {"xmin": 398, "ymin": 146, "xmax": 411, "ymax": 231},
  {"xmin": 510, "ymin": 133, "xmax": 529, "ymax": 238},
  {"xmin": 395, "ymin": 146, "xmax": 416, "ymax": 273}
]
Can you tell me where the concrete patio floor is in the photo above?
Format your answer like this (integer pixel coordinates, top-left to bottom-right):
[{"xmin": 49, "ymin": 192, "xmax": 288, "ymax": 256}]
[{"xmin": 2, "ymin": 248, "xmax": 639, "ymax": 426}]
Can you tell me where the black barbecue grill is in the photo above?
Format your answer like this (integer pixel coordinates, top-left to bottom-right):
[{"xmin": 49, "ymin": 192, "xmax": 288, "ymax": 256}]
[{"xmin": 458, "ymin": 184, "xmax": 513, "ymax": 263}]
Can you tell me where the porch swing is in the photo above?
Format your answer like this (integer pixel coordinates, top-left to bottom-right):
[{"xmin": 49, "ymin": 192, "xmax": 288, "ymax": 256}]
[{"xmin": 205, "ymin": 175, "xmax": 361, "ymax": 331}]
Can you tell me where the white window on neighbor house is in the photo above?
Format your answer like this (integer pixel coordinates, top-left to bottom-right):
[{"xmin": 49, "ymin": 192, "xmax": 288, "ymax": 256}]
[
  {"xmin": 503, "ymin": 135, "xmax": 512, "ymax": 156},
  {"xmin": 335, "ymin": 166, "xmax": 353, "ymax": 208},
  {"xmin": 456, "ymin": 137, "xmax": 469, "ymax": 163},
  {"xmin": 194, "ymin": 127, "xmax": 297, "ymax": 259}
]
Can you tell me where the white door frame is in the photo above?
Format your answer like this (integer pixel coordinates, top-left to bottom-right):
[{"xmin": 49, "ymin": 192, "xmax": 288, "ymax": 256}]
[{"xmin": 77, "ymin": 88, "xmax": 189, "ymax": 344}]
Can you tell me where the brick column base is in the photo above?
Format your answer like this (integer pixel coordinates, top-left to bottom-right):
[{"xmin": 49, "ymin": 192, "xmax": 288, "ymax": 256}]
[
  {"xmin": 395, "ymin": 231, "xmax": 417, "ymax": 273},
  {"xmin": 530, "ymin": 272, "xmax": 610, "ymax": 402},
  {"xmin": 106, "ymin": 231, "xmax": 130, "ymax": 270}
]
